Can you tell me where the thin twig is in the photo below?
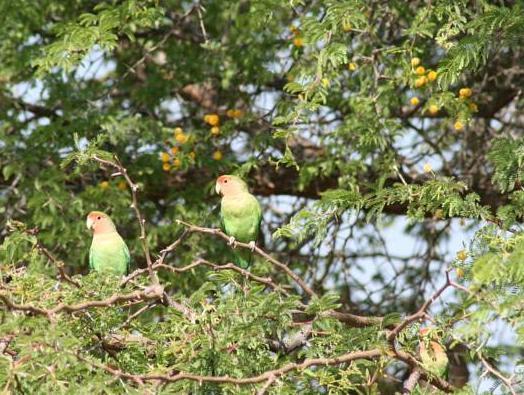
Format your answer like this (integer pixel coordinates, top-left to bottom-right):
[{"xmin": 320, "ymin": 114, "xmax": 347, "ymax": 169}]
[
  {"xmin": 480, "ymin": 355, "xmax": 517, "ymax": 395},
  {"xmin": 388, "ymin": 269, "xmax": 452, "ymax": 341},
  {"xmin": 93, "ymin": 155, "xmax": 157, "ymax": 285}
]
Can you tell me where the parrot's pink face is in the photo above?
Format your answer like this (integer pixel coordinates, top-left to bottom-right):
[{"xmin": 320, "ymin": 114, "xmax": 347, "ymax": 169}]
[
  {"xmin": 215, "ymin": 175, "xmax": 247, "ymax": 196},
  {"xmin": 86, "ymin": 211, "xmax": 116, "ymax": 234}
]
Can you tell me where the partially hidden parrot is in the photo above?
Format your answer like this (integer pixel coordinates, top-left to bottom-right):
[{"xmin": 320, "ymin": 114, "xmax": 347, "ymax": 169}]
[
  {"xmin": 86, "ymin": 211, "xmax": 130, "ymax": 275},
  {"xmin": 419, "ymin": 328, "xmax": 449, "ymax": 378},
  {"xmin": 215, "ymin": 175, "xmax": 262, "ymax": 268}
]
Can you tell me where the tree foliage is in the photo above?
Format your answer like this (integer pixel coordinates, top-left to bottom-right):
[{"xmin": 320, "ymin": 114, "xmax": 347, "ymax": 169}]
[{"xmin": 1, "ymin": 0, "xmax": 524, "ymax": 393}]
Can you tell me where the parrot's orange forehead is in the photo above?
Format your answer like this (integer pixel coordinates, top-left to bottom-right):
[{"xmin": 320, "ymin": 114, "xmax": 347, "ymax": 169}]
[
  {"xmin": 87, "ymin": 211, "xmax": 108, "ymax": 220},
  {"xmin": 217, "ymin": 175, "xmax": 230, "ymax": 183}
]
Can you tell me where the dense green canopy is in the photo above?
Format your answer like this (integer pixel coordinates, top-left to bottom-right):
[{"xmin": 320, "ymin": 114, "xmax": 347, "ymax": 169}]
[{"xmin": 1, "ymin": 0, "xmax": 524, "ymax": 393}]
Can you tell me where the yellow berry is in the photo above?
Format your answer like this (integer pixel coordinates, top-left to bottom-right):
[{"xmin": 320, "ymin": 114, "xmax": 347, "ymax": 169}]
[
  {"xmin": 173, "ymin": 158, "xmax": 181, "ymax": 168},
  {"xmin": 457, "ymin": 250, "xmax": 468, "ymax": 261},
  {"xmin": 171, "ymin": 146, "xmax": 179, "ymax": 155},
  {"xmin": 117, "ymin": 181, "xmax": 127, "ymax": 191},
  {"xmin": 175, "ymin": 133, "xmax": 189, "ymax": 144},
  {"xmin": 427, "ymin": 70, "xmax": 437, "ymax": 81},
  {"xmin": 414, "ymin": 76, "xmax": 427, "ymax": 88},
  {"xmin": 212, "ymin": 150, "xmax": 223, "ymax": 161},
  {"xmin": 161, "ymin": 152, "xmax": 170, "ymax": 162},
  {"xmin": 234, "ymin": 109, "xmax": 243, "ymax": 118},
  {"xmin": 162, "ymin": 163, "xmax": 171, "ymax": 172},
  {"xmin": 411, "ymin": 57, "xmax": 421, "ymax": 67},
  {"xmin": 211, "ymin": 126, "xmax": 220, "ymax": 136},
  {"xmin": 410, "ymin": 97, "xmax": 420, "ymax": 106},
  {"xmin": 454, "ymin": 121, "xmax": 464, "ymax": 131},
  {"xmin": 423, "ymin": 163, "xmax": 432, "ymax": 173},
  {"xmin": 468, "ymin": 102, "xmax": 478, "ymax": 112},
  {"xmin": 99, "ymin": 181, "xmax": 109, "ymax": 190},
  {"xmin": 189, "ymin": 151, "xmax": 196, "ymax": 160},
  {"xmin": 459, "ymin": 88, "xmax": 472, "ymax": 98},
  {"xmin": 428, "ymin": 105, "xmax": 439, "ymax": 115},
  {"xmin": 292, "ymin": 37, "xmax": 304, "ymax": 47},
  {"xmin": 415, "ymin": 66, "xmax": 425, "ymax": 75},
  {"xmin": 348, "ymin": 62, "xmax": 357, "ymax": 71},
  {"xmin": 226, "ymin": 109, "xmax": 243, "ymax": 118},
  {"xmin": 174, "ymin": 127, "xmax": 183, "ymax": 135},
  {"xmin": 456, "ymin": 267, "xmax": 465, "ymax": 278},
  {"xmin": 205, "ymin": 114, "xmax": 220, "ymax": 126}
]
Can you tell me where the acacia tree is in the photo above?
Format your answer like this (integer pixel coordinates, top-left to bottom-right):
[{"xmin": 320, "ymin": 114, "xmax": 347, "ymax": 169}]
[{"xmin": 1, "ymin": 0, "xmax": 524, "ymax": 393}]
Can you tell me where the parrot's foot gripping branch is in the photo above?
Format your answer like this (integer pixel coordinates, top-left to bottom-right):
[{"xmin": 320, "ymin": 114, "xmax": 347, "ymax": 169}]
[
  {"xmin": 248, "ymin": 241, "xmax": 256, "ymax": 252},
  {"xmin": 228, "ymin": 236, "xmax": 237, "ymax": 248}
]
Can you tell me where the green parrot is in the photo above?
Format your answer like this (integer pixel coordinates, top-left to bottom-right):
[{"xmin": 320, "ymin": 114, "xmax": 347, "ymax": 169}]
[
  {"xmin": 215, "ymin": 175, "xmax": 262, "ymax": 268},
  {"xmin": 86, "ymin": 211, "xmax": 130, "ymax": 275}
]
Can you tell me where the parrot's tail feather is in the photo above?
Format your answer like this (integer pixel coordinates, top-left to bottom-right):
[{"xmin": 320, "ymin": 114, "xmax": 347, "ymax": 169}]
[{"xmin": 233, "ymin": 249, "xmax": 252, "ymax": 269}]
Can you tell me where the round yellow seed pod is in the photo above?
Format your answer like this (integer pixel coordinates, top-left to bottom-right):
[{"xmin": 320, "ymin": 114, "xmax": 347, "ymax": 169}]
[
  {"xmin": 428, "ymin": 105, "xmax": 439, "ymax": 115},
  {"xmin": 212, "ymin": 150, "xmax": 223, "ymax": 161},
  {"xmin": 415, "ymin": 66, "xmax": 425, "ymax": 75},
  {"xmin": 414, "ymin": 76, "xmax": 427, "ymax": 88}
]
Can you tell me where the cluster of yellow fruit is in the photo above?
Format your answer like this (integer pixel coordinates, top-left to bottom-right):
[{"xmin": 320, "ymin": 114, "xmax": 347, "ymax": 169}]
[
  {"xmin": 409, "ymin": 57, "xmax": 479, "ymax": 132},
  {"xmin": 290, "ymin": 26, "xmax": 304, "ymax": 47},
  {"xmin": 411, "ymin": 57, "xmax": 438, "ymax": 89},
  {"xmin": 99, "ymin": 180, "xmax": 127, "ymax": 190},
  {"xmin": 409, "ymin": 58, "xmax": 437, "ymax": 108},
  {"xmin": 204, "ymin": 114, "xmax": 220, "ymax": 136},
  {"xmin": 161, "ymin": 127, "xmax": 196, "ymax": 172}
]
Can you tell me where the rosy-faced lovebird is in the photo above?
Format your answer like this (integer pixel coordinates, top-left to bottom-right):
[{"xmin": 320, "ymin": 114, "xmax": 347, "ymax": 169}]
[
  {"xmin": 215, "ymin": 175, "xmax": 262, "ymax": 268},
  {"xmin": 86, "ymin": 211, "xmax": 130, "ymax": 275}
]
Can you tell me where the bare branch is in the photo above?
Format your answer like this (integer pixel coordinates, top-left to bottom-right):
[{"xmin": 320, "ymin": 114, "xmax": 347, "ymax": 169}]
[
  {"xmin": 176, "ymin": 220, "xmax": 316, "ymax": 298},
  {"xmin": 0, "ymin": 286, "xmax": 165, "ymax": 320},
  {"xmin": 402, "ymin": 368, "xmax": 421, "ymax": 394},
  {"xmin": 480, "ymin": 355, "xmax": 517, "ymax": 395},
  {"xmin": 388, "ymin": 270, "xmax": 452, "ymax": 341},
  {"xmin": 78, "ymin": 348, "xmax": 382, "ymax": 385}
]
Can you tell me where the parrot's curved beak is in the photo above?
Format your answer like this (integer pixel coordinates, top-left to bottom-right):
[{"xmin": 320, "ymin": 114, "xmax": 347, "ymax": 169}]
[
  {"xmin": 86, "ymin": 217, "xmax": 94, "ymax": 230},
  {"xmin": 215, "ymin": 182, "xmax": 221, "ymax": 195}
]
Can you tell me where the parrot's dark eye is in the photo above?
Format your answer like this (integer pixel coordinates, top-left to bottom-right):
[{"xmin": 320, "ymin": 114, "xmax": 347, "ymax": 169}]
[
  {"xmin": 224, "ymin": 179, "xmax": 228, "ymax": 183},
  {"xmin": 97, "ymin": 216, "xmax": 101, "ymax": 220}
]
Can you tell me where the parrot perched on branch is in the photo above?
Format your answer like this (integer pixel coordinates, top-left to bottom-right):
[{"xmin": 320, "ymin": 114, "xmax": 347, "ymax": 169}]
[
  {"xmin": 86, "ymin": 211, "xmax": 130, "ymax": 275},
  {"xmin": 419, "ymin": 328, "xmax": 449, "ymax": 378},
  {"xmin": 215, "ymin": 175, "xmax": 262, "ymax": 268}
]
